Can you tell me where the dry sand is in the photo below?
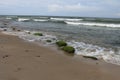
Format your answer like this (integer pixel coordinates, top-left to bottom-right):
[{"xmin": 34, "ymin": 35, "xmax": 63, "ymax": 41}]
[{"xmin": 0, "ymin": 32, "xmax": 120, "ymax": 80}]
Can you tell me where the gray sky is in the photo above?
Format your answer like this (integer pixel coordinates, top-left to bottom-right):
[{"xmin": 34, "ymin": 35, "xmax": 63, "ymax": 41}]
[{"xmin": 0, "ymin": 0, "xmax": 120, "ymax": 18}]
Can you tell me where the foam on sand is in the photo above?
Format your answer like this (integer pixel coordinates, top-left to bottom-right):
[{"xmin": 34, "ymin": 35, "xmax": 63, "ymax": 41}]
[{"xmin": 2, "ymin": 29, "xmax": 57, "ymax": 45}]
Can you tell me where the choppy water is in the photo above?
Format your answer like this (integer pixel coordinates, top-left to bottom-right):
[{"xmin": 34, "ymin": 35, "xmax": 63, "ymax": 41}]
[{"xmin": 0, "ymin": 15, "xmax": 120, "ymax": 65}]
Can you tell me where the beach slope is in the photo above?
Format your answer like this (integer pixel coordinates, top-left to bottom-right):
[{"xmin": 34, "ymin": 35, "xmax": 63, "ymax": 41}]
[{"xmin": 0, "ymin": 32, "xmax": 120, "ymax": 80}]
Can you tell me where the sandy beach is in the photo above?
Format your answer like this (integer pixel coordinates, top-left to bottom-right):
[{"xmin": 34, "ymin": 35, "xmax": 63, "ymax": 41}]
[{"xmin": 0, "ymin": 32, "xmax": 120, "ymax": 80}]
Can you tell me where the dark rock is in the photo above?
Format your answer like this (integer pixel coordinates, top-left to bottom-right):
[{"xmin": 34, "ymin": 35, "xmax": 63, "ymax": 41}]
[
  {"xmin": 3, "ymin": 55, "xmax": 9, "ymax": 58},
  {"xmin": 83, "ymin": 56, "xmax": 98, "ymax": 60}
]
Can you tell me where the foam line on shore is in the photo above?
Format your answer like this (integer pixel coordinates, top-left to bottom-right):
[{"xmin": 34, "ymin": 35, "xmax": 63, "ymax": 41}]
[{"xmin": 1, "ymin": 27, "xmax": 120, "ymax": 65}]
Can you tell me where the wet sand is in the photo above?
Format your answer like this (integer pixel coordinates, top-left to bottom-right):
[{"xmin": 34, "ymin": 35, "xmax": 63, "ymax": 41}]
[{"xmin": 0, "ymin": 32, "xmax": 120, "ymax": 80}]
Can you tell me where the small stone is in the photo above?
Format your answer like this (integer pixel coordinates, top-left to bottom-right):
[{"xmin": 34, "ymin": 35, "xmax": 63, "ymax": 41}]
[
  {"xmin": 25, "ymin": 50, "xmax": 29, "ymax": 52},
  {"xmin": 17, "ymin": 67, "xmax": 22, "ymax": 71},
  {"xmin": 96, "ymin": 62, "xmax": 99, "ymax": 64},
  {"xmin": 3, "ymin": 55, "xmax": 9, "ymax": 58},
  {"xmin": 3, "ymin": 29, "xmax": 7, "ymax": 31},
  {"xmin": 36, "ymin": 55, "xmax": 41, "ymax": 57}
]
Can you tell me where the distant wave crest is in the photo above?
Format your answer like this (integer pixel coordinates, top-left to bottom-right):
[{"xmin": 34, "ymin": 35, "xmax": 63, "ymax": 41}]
[
  {"xmin": 50, "ymin": 17, "xmax": 83, "ymax": 21},
  {"xmin": 33, "ymin": 19, "xmax": 48, "ymax": 22},
  {"xmin": 65, "ymin": 21, "xmax": 120, "ymax": 28},
  {"xmin": 18, "ymin": 18, "xmax": 30, "ymax": 22}
]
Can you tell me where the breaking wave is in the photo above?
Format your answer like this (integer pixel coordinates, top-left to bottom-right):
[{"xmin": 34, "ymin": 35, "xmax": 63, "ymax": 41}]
[
  {"xmin": 18, "ymin": 18, "xmax": 30, "ymax": 22},
  {"xmin": 65, "ymin": 21, "xmax": 120, "ymax": 28},
  {"xmin": 67, "ymin": 41, "xmax": 120, "ymax": 65},
  {"xmin": 6, "ymin": 17, "xmax": 12, "ymax": 20},
  {"xmin": 50, "ymin": 17, "xmax": 83, "ymax": 21},
  {"xmin": 16, "ymin": 17, "xmax": 120, "ymax": 28},
  {"xmin": 33, "ymin": 19, "xmax": 48, "ymax": 22}
]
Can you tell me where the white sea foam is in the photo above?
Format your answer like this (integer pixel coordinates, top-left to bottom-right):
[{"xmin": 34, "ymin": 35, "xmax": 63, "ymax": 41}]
[
  {"xmin": 19, "ymin": 32, "xmax": 57, "ymax": 45},
  {"xmin": 65, "ymin": 21, "xmax": 120, "ymax": 28},
  {"xmin": 18, "ymin": 18, "xmax": 30, "ymax": 22},
  {"xmin": 6, "ymin": 17, "xmax": 12, "ymax": 19},
  {"xmin": 50, "ymin": 18, "xmax": 83, "ymax": 21},
  {"xmin": 2, "ymin": 28, "xmax": 120, "ymax": 65},
  {"xmin": 33, "ymin": 19, "xmax": 48, "ymax": 22},
  {"xmin": 67, "ymin": 41, "xmax": 120, "ymax": 65},
  {"xmin": 2, "ymin": 30, "xmax": 57, "ymax": 45}
]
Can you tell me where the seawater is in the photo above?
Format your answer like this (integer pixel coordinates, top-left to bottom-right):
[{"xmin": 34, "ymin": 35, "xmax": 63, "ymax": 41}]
[{"xmin": 0, "ymin": 15, "xmax": 120, "ymax": 65}]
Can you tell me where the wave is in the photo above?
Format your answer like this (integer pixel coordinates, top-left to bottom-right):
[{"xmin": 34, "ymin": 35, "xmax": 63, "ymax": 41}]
[
  {"xmin": 33, "ymin": 19, "xmax": 48, "ymax": 22},
  {"xmin": 50, "ymin": 20, "xmax": 66, "ymax": 24},
  {"xmin": 50, "ymin": 17, "xmax": 83, "ymax": 21},
  {"xmin": 83, "ymin": 18, "xmax": 120, "ymax": 23},
  {"xmin": 18, "ymin": 18, "xmax": 30, "ymax": 22},
  {"xmin": 65, "ymin": 21, "xmax": 120, "ymax": 28},
  {"xmin": 6, "ymin": 17, "xmax": 12, "ymax": 20},
  {"xmin": 67, "ymin": 41, "xmax": 120, "ymax": 65},
  {"xmin": 2, "ymin": 30, "xmax": 57, "ymax": 45}
]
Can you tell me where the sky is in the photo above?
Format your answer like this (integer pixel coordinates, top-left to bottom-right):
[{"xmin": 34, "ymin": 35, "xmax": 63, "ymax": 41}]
[{"xmin": 0, "ymin": 0, "xmax": 120, "ymax": 18}]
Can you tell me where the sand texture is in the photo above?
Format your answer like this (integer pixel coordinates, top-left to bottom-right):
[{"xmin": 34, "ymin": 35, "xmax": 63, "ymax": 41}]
[{"xmin": 0, "ymin": 33, "xmax": 120, "ymax": 80}]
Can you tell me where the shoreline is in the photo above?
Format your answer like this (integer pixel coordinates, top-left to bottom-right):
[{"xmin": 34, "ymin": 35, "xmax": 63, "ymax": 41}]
[
  {"xmin": 0, "ymin": 32, "xmax": 120, "ymax": 80},
  {"xmin": 2, "ymin": 27, "xmax": 120, "ymax": 65}
]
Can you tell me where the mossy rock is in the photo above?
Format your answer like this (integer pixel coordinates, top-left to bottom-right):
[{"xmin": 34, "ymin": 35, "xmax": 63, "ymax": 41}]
[
  {"xmin": 83, "ymin": 56, "xmax": 98, "ymax": 60},
  {"xmin": 33, "ymin": 33, "xmax": 43, "ymax": 36},
  {"xmin": 46, "ymin": 40, "xmax": 52, "ymax": 43},
  {"xmin": 62, "ymin": 46, "xmax": 75, "ymax": 53},
  {"xmin": 56, "ymin": 41, "xmax": 67, "ymax": 47}
]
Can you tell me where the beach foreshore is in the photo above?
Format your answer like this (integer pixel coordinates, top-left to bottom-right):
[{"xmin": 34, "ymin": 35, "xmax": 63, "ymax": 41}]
[{"xmin": 0, "ymin": 32, "xmax": 120, "ymax": 80}]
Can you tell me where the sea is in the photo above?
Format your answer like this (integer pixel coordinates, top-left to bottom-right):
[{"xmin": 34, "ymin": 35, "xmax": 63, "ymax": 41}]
[{"xmin": 0, "ymin": 15, "xmax": 120, "ymax": 65}]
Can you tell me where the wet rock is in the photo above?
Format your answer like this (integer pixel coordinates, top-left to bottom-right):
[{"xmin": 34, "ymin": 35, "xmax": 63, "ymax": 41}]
[{"xmin": 83, "ymin": 56, "xmax": 98, "ymax": 60}]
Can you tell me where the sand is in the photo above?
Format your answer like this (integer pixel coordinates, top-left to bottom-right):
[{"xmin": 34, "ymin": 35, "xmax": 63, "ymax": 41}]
[{"xmin": 0, "ymin": 32, "xmax": 120, "ymax": 80}]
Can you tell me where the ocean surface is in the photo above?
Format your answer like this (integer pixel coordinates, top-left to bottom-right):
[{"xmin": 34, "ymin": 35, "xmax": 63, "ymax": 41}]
[{"xmin": 0, "ymin": 15, "xmax": 120, "ymax": 65}]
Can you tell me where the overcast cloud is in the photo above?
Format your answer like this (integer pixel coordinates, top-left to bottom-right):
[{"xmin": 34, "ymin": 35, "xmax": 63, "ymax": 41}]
[{"xmin": 0, "ymin": 0, "xmax": 120, "ymax": 18}]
